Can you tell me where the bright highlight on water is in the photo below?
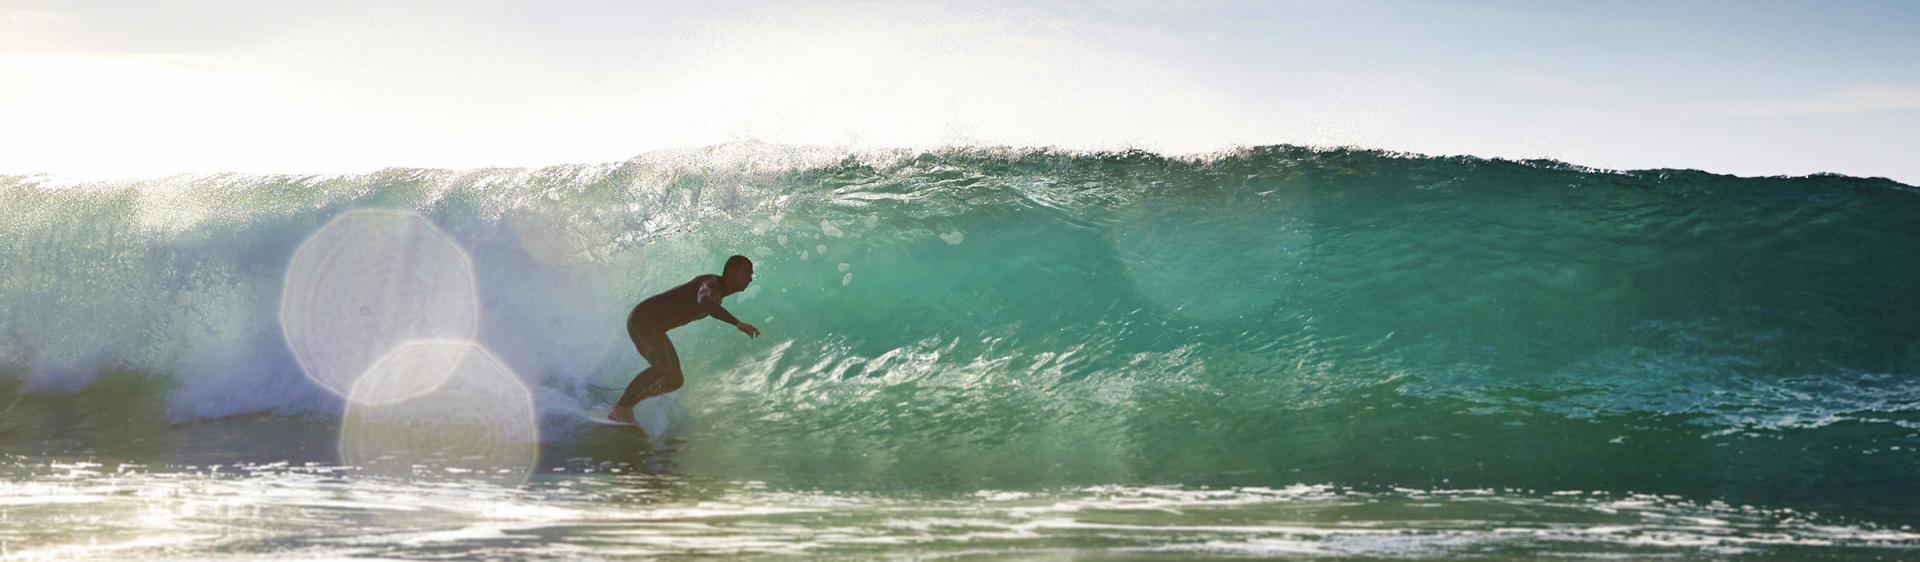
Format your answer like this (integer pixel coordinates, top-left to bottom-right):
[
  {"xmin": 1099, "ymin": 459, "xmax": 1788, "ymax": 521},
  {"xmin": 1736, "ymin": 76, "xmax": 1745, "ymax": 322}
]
[{"xmin": 1, "ymin": 143, "xmax": 1917, "ymax": 560}]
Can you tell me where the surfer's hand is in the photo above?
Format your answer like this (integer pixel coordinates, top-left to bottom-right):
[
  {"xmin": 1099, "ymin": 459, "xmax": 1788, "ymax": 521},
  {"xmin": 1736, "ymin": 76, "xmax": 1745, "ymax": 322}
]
[{"xmin": 737, "ymin": 322, "xmax": 760, "ymax": 338}]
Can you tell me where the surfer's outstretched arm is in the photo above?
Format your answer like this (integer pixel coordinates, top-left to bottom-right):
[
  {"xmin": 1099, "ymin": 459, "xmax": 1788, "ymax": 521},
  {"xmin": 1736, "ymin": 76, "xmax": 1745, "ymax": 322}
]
[{"xmin": 698, "ymin": 278, "xmax": 759, "ymax": 337}]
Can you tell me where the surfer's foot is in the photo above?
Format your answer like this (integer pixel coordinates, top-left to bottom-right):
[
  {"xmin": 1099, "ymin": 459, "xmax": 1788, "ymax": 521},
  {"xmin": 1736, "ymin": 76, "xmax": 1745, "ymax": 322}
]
[{"xmin": 607, "ymin": 406, "xmax": 637, "ymax": 425}]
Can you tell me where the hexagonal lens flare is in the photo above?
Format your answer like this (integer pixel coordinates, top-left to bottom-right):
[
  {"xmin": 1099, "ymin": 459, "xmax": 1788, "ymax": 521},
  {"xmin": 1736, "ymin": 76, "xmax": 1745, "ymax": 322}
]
[
  {"xmin": 340, "ymin": 340, "xmax": 540, "ymax": 486},
  {"xmin": 280, "ymin": 209, "xmax": 479, "ymax": 402}
]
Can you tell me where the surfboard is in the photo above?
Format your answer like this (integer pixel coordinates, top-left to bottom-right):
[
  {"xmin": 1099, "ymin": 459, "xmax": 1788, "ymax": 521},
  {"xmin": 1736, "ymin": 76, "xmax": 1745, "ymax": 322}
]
[
  {"xmin": 584, "ymin": 413, "xmax": 642, "ymax": 428},
  {"xmin": 584, "ymin": 384, "xmax": 680, "ymax": 439},
  {"xmin": 584, "ymin": 413, "xmax": 652, "ymax": 439},
  {"xmin": 583, "ymin": 397, "xmax": 675, "ymax": 439}
]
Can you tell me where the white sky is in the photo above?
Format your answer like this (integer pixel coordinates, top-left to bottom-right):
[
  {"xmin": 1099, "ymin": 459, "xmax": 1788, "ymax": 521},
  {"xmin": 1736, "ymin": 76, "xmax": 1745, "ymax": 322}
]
[{"xmin": 2, "ymin": 0, "xmax": 1916, "ymax": 184}]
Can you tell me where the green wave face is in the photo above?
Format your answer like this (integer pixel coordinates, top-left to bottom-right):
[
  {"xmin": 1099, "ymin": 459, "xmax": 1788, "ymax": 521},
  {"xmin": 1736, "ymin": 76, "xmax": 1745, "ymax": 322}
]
[{"xmin": 1, "ymin": 145, "xmax": 1917, "ymax": 521}]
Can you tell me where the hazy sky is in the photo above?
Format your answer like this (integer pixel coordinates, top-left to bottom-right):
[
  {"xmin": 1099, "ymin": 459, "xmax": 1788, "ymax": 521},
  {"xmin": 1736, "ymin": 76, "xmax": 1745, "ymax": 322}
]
[{"xmin": 3, "ymin": 0, "xmax": 1916, "ymax": 183}]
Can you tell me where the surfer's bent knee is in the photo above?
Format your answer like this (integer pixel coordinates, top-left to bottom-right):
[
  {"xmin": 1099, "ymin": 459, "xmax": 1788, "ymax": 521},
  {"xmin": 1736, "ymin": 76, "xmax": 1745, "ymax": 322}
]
[{"xmin": 658, "ymin": 369, "xmax": 684, "ymax": 393}]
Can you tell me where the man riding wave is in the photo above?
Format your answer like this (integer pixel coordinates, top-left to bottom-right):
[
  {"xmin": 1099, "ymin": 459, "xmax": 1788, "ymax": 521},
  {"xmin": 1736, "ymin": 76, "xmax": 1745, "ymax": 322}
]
[{"xmin": 608, "ymin": 255, "xmax": 760, "ymax": 425}]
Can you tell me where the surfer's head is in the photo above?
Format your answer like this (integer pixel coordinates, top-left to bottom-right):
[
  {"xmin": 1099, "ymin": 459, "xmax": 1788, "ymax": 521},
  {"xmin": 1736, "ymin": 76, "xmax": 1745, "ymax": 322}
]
[{"xmin": 722, "ymin": 254, "xmax": 754, "ymax": 293}]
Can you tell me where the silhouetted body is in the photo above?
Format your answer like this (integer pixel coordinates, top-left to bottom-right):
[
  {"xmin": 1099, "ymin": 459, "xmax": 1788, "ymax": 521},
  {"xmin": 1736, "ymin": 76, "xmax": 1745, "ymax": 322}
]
[{"xmin": 609, "ymin": 256, "xmax": 759, "ymax": 426}]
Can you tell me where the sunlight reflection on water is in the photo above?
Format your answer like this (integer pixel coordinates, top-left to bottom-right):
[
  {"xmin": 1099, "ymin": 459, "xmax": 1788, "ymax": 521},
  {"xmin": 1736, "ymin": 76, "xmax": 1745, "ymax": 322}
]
[{"xmin": 1, "ymin": 461, "xmax": 1915, "ymax": 561}]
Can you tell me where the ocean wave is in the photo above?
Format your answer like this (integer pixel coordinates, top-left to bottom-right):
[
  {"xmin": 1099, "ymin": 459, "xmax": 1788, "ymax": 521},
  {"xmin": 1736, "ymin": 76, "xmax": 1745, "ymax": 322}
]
[{"xmin": 2, "ymin": 143, "xmax": 1916, "ymax": 502}]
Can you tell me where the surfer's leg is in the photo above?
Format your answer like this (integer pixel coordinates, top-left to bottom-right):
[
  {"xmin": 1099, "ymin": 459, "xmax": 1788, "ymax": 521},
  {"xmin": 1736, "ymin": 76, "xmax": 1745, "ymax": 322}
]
[{"xmin": 615, "ymin": 329, "xmax": 683, "ymax": 410}]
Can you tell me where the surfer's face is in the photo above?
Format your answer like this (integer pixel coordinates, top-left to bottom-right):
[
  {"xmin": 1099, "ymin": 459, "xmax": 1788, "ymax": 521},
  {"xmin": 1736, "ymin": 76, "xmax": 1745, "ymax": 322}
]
[{"xmin": 724, "ymin": 264, "xmax": 754, "ymax": 292}]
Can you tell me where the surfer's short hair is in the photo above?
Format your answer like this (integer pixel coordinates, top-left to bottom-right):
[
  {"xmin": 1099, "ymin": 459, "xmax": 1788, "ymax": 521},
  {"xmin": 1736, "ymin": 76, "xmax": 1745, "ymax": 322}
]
[{"xmin": 724, "ymin": 254, "xmax": 752, "ymax": 273}]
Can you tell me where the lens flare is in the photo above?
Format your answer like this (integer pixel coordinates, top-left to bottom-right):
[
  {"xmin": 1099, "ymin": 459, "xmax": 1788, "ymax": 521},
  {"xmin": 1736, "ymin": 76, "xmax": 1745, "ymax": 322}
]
[
  {"xmin": 280, "ymin": 209, "xmax": 480, "ymax": 401},
  {"xmin": 342, "ymin": 337, "xmax": 475, "ymax": 406},
  {"xmin": 340, "ymin": 340, "xmax": 539, "ymax": 486}
]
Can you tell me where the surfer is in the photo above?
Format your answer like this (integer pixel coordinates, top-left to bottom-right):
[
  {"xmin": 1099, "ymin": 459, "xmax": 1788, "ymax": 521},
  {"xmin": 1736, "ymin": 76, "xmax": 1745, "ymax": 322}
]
[{"xmin": 607, "ymin": 255, "xmax": 760, "ymax": 425}]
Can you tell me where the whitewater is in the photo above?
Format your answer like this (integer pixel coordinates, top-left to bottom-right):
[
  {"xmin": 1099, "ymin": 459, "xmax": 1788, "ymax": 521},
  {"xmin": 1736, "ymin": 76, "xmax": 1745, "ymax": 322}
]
[{"xmin": 2, "ymin": 143, "xmax": 1917, "ymax": 560}]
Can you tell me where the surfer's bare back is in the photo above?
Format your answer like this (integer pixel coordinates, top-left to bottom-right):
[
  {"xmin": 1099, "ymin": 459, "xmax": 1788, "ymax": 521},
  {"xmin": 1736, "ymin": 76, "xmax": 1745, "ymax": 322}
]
[{"xmin": 608, "ymin": 255, "xmax": 759, "ymax": 425}]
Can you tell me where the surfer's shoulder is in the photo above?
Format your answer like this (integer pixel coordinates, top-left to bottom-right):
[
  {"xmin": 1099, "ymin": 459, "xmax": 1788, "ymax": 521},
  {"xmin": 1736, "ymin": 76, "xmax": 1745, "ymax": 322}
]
[{"xmin": 692, "ymin": 274, "xmax": 722, "ymax": 299}]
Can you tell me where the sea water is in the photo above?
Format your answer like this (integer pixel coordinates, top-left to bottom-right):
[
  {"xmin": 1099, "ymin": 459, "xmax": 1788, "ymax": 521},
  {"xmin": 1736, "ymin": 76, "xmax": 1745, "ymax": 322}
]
[{"xmin": 2, "ymin": 143, "xmax": 1917, "ymax": 560}]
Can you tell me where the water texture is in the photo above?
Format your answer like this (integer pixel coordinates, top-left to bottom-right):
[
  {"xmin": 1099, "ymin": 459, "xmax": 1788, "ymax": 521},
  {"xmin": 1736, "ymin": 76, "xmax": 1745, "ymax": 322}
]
[{"xmin": 2, "ymin": 143, "xmax": 1916, "ymax": 559}]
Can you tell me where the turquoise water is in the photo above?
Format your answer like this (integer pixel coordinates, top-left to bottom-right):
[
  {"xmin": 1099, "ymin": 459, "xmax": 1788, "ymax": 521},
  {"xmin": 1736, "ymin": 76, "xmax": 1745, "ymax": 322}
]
[{"xmin": 2, "ymin": 143, "xmax": 1917, "ymax": 559}]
